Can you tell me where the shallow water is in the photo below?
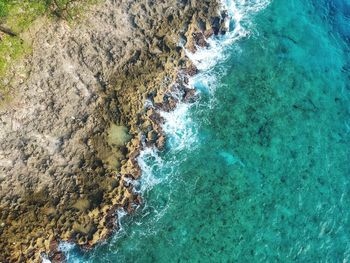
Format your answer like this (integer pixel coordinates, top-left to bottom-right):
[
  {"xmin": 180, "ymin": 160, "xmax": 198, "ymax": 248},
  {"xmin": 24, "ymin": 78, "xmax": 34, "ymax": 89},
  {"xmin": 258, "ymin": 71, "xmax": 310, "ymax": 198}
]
[{"xmin": 64, "ymin": 0, "xmax": 350, "ymax": 261}]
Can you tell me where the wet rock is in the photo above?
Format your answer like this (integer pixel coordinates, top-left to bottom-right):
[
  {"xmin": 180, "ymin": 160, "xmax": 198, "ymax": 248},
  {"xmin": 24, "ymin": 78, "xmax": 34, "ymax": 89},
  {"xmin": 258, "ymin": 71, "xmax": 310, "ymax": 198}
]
[
  {"xmin": 0, "ymin": 0, "xmax": 222, "ymax": 261},
  {"xmin": 147, "ymin": 130, "xmax": 158, "ymax": 143},
  {"xmin": 204, "ymin": 28, "xmax": 214, "ymax": 38},
  {"xmin": 184, "ymin": 64, "xmax": 199, "ymax": 76},
  {"xmin": 192, "ymin": 32, "xmax": 209, "ymax": 47},
  {"xmin": 183, "ymin": 87, "xmax": 197, "ymax": 103},
  {"xmin": 156, "ymin": 135, "xmax": 166, "ymax": 150},
  {"xmin": 211, "ymin": 16, "xmax": 221, "ymax": 35},
  {"xmin": 156, "ymin": 94, "xmax": 178, "ymax": 112}
]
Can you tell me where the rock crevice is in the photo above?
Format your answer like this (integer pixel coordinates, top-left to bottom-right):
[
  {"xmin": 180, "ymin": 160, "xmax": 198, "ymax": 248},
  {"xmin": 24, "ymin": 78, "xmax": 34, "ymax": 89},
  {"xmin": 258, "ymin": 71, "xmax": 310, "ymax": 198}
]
[{"xmin": 0, "ymin": 0, "xmax": 228, "ymax": 261}]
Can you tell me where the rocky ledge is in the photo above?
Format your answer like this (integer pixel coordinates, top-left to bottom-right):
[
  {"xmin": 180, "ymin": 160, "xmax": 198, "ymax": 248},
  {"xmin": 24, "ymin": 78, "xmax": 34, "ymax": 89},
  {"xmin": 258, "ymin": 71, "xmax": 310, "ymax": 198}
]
[{"xmin": 0, "ymin": 0, "xmax": 228, "ymax": 261}]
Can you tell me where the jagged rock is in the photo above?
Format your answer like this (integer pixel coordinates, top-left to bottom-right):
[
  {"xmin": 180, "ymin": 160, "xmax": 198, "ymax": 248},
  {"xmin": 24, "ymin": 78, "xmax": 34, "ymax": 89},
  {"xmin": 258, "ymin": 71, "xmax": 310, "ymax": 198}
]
[
  {"xmin": 0, "ymin": 0, "xmax": 222, "ymax": 261},
  {"xmin": 192, "ymin": 32, "xmax": 209, "ymax": 47},
  {"xmin": 156, "ymin": 135, "xmax": 166, "ymax": 150},
  {"xmin": 183, "ymin": 87, "xmax": 197, "ymax": 103},
  {"xmin": 184, "ymin": 63, "xmax": 199, "ymax": 76},
  {"xmin": 147, "ymin": 130, "xmax": 158, "ymax": 143}
]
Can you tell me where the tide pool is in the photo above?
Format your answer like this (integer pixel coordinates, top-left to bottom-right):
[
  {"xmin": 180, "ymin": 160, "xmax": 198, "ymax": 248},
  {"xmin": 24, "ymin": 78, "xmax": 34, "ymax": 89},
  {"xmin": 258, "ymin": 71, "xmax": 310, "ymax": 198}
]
[{"xmin": 64, "ymin": 0, "xmax": 350, "ymax": 261}]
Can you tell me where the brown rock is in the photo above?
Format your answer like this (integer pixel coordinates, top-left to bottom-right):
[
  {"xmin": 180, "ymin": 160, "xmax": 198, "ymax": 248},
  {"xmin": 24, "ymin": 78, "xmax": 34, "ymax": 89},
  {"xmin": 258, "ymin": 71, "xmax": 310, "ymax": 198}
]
[
  {"xmin": 192, "ymin": 32, "xmax": 209, "ymax": 48},
  {"xmin": 183, "ymin": 87, "xmax": 197, "ymax": 103},
  {"xmin": 0, "ymin": 0, "xmax": 222, "ymax": 261},
  {"xmin": 156, "ymin": 135, "xmax": 166, "ymax": 150},
  {"xmin": 184, "ymin": 63, "xmax": 199, "ymax": 76},
  {"xmin": 147, "ymin": 130, "xmax": 158, "ymax": 143},
  {"xmin": 204, "ymin": 28, "xmax": 214, "ymax": 38}
]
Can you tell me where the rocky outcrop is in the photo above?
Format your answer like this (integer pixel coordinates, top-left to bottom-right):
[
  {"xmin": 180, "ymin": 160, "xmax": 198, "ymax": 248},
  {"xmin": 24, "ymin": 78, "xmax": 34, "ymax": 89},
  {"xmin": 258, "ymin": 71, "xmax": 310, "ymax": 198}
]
[{"xmin": 0, "ymin": 0, "xmax": 227, "ymax": 261}]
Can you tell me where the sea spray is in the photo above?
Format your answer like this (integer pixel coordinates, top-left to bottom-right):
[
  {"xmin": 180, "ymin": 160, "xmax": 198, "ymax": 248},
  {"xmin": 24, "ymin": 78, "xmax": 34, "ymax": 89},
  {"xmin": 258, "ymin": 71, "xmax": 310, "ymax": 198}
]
[
  {"xmin": 186, "ymin": 0, "xmax": 270, "ymax": 72},
  {"xmin": 160, "ymin": 103, "xmax": 198, "ymax": 151},
  {"xmin": 131, "ymin": 0, "xmax": 272, "ymax": 234},
  {"xmin": 133, "ymin": 0, "xmax": 269, "ymax": 220},
  {"xmin": 57, "ymin": 242, "xmax": 78, "ymax": 263},
  {"xmin": 136, "ymin": 147, "xmax": 164, "ymax": 193},
  {"xmin": 61, "ymin": 0, "xmax": 350, "ymax": 261},
  {"xmin": 61, "ymin": 1, "xmax": 271, "ymax": 261}
]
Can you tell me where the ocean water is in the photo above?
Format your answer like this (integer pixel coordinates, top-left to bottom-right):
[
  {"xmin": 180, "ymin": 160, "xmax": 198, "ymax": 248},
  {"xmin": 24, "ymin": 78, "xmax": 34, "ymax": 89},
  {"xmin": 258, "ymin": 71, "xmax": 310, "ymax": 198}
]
[{"xmin": 63, "ymin": 0, "xmax": 350, "ymax": 262}]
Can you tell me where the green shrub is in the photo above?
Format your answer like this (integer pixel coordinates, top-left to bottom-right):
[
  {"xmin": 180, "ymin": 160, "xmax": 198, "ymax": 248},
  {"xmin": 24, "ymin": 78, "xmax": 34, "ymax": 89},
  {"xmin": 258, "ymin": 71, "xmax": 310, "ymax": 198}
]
[
  {"xmin": 0, "ymin": 1, "xmax": 8, "ymax": 17},
  {"xmin": 0, "ymin": 0, "xmax": 94, "ymax": 94}
]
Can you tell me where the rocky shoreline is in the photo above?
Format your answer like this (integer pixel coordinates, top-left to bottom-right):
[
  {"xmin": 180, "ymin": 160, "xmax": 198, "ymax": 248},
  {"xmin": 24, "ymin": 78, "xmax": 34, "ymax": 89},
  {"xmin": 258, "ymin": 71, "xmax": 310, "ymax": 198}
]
[{"xmin": 0, "ymin": 0, "xmax": 228, "ymax": 261}]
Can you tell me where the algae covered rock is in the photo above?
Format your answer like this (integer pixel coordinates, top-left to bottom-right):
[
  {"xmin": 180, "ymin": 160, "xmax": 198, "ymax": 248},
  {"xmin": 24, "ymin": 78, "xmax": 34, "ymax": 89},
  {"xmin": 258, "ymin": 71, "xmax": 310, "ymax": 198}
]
[{"xmin": 0, "ymin": 0, "xmax": 224, "ymax": 261}]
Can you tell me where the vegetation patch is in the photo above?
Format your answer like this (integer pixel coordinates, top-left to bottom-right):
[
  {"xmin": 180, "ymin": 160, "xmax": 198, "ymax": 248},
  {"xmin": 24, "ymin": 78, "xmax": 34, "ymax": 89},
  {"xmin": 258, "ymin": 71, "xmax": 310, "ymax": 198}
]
[{"xmin": 0, "ymin": 0, "xmax": 96, "ymax": 93}]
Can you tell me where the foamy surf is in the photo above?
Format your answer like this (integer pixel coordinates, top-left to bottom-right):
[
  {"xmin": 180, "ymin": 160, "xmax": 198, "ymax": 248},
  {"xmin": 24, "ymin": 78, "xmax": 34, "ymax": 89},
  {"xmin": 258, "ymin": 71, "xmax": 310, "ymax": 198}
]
[
  {"xmin": 57, "ymin": 242, "xmax": 78, "ymax": 263},
  {"xmin": 160, "ymin": 102, "xmax": 198, "ymax": 151},
  {"xmin": 60, "ymin": 0, "xmax": 270, "ymax": 261},
  {"xmin": 185, "ymin": 0, "xmax": 271, "ymax": 99},
  {"xmin": 41, "ymin": 256, "xmax": 52, "ymax": 263},
  {"xmin": 136, "ymin": 147, "xmax": 164, "ymax": 193},
  {"xmin": 135, "ymin": 0, "xmax": 271, "ymax": 227},
  {"xmin": 185, "ymin": 0, "xmax": 249, "ymax": 71}
]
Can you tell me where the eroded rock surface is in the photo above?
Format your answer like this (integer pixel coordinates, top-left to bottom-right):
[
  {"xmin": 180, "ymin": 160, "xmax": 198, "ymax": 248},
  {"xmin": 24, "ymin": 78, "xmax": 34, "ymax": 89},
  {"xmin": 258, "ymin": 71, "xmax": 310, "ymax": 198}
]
[{"xmin": 0, "ymin": 0, "xmax": 227, "ymax": 261}]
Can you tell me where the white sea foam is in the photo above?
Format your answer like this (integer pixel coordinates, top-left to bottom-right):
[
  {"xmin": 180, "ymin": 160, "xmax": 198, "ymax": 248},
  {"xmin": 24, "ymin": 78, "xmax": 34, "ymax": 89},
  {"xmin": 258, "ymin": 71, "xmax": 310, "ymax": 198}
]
[
  {"xmin": 186, "ymin": 0, "xmax": 270, "ymax": 72},
  {"xmin": 41, "ymin": 255, "xmax": 51, "ymax": 263},
  {"xmin": 160, "ymin": 102, "xmax": 198, "ymax": 151},
  {"xmin": 57, "ymin": 242, "xmax": 79, "ymax": 263},
  {"xmin": 58, "ymin": 242, "xmax": 76, "ymax": 253},
  {"xmin": 66, "ymin": 1, "xmax": 271, "ymax": 260},
  {"xmin": 189, "ymin": 72, "xmax": 218, "ymax": 95},
  {"xmin": 117, "ymin": 208, "xmax": 128, "ymax": 227},
  {"xmin": 185, "ymin": 2, "xmax": 244, "ymax": 71},
  {"xmin": 60, "ymin": 1, "xmax": 271, "ymax": 261},
  {"xmin": 140, "ymin": 0, "xmax": 272, "ymax": 188},
  {"xmin": 136, "ymin": 147, "xmax": 164, "ymax": 193},
  {"xmin": 135, "ymin": 0, "xmax": 271, "ymax": 216}
]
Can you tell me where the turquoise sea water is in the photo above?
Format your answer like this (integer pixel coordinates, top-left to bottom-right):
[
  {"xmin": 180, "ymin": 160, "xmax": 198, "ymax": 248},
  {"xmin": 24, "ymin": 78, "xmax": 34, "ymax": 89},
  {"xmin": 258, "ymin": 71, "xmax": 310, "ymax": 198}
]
[{"xmin": 64, "ymin": 0, "xmax": 350, "ymax": 261}]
